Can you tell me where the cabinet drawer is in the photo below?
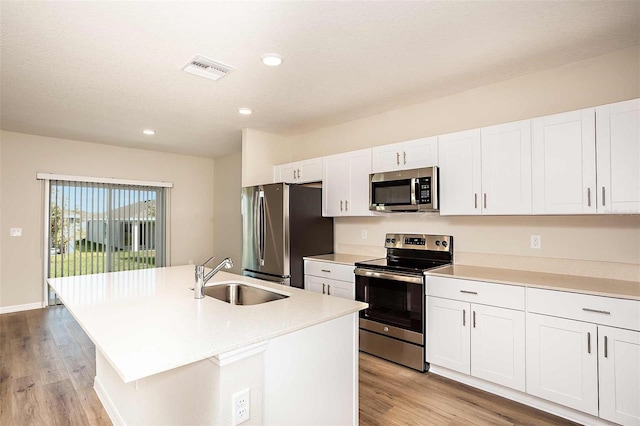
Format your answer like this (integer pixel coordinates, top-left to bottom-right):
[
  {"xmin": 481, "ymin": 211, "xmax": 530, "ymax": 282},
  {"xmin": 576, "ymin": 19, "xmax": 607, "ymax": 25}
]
[
  {"xmin": 304, "ymin": 260, "xmax": 355, "ymax": 283},
  {"xmin": 527, "ymin": 288, "xmax": 640, "ymax": 331},
  {"xmin": 427, "ymin": 276, "xmax": 524, "ymax": 310}
]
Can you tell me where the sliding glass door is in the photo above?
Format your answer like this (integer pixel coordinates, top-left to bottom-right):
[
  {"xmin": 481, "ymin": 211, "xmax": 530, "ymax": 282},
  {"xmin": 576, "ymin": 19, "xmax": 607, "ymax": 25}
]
[{"xmin": 47, "ymin": 179, "xmax": 167, "ymax": 304}]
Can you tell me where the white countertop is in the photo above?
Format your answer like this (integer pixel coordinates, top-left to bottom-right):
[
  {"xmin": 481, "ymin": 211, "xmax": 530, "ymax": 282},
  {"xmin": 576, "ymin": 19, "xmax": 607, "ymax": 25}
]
[
  {"xmin": 428, "ymin": 264, "xmax": 640, "ymax": 300},
  {"xmin": 48, "ymin": 266, "xmax": 367, "ymax": 383},
  {"xmin": 303, "ymin": 253, "xmax": 380, "ymax": 265}
]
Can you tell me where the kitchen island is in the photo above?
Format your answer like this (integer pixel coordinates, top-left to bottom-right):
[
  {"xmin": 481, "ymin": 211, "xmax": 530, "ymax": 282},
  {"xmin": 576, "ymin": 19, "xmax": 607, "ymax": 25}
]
[{"xmin": 48, "ymin": 265, "xmax": 367, "ymax": 425}]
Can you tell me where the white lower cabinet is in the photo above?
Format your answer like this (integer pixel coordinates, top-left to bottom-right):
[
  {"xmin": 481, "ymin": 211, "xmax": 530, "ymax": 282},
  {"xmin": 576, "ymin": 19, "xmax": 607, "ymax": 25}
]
[
  {"xmin": 526, "ymin": 287, "xmax": 640, "ymax": 424},
  {"xmin": 304, "ymin": 260, "xmax": 355, "ymax": 300},
  {"xmin": 598, "ymin": 326, "xmax": 640, "ymax": 425},
  {"xmin": 427, "ymin": 297, "xmax": 525, "ymax": 391},
  {"xmin": 526, "ymin": 313, "xmax": 599, "ymax": 416},
  {"xmin": 426, "ymin": 277, "xmax": 525, "ymax": 392}
]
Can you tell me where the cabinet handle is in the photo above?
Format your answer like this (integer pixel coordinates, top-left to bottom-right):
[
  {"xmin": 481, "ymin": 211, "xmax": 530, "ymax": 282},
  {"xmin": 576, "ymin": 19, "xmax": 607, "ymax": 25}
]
[
  {"xmin": 327, "ymin": 285, "xmax": 331, "ymax": 296},
  {"xmin": 297, "ymin": 169, "xmax": 301, "ymax": 179},
  {"xmin": 345, "ymin": 200, "xmax": 349, "ymax": 211},
  {"xmin": 460, "ymin": 290, "xmax": 478, "ymax": 295},
  {"xmin": 340, "ymin": 200, "xmax": 343, "ymax": 212},
  {"xmin": 293, "ymin": 170, "xmax": 297, "ymax": 179},
  {"xmin": 474, "ymin": 193, "xmax": 478, "ymax": 209},
  {"xmin": 403, "ymin": 151, "xmax": 407, "ymax": 165},
  {"xmin": 602, "ymin": 187, "xmax": 606, "ymax": 206},
  {"xmin": 587, "ymin": 188, "xmax": 591, "ymax": 207},
  {"xmin": 322, "ymin": 283, "xmax": 326, "ymax": 294},
  {"xmin": 587, "ymin": 332, "xmax": 591, "ymax": 354},
  {"xmin": 582, "ymin": 308, "xmax": 611, "ymax": 315},
  {"xmin": 483, "ymin": 193, "xmax": 487, "ymax": 209},
  {"xmin": 473, "ymin": 311, "xmax": 476, "ymax": 328},
  {"xmin": 604, "ymin": 336, "xmax": 608, "ymax": 358},
  {"xmin": 463, "ymin": 309, "xmax": 466, "ymax": 326},
  {"xmin": 321, "ymin": 269, "xmax": 331, "ymax": 273},
  {"xmin": 396, "ymin": 152, "xmax": 400, "ymax": 165}
]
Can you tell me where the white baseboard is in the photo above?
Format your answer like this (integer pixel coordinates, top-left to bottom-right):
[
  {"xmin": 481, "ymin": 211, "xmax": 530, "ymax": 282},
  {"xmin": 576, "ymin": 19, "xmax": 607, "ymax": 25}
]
[
  {"xmin": 94, "ymin": 376, "xmax": 125, "ymax": 426},
  {"xmin": 429, "ymin": 365, "xmax": 617, "ymax": 426},
  {"xmin": 0, "ymin": 301, "xmax": 46, "ymax": 314}
]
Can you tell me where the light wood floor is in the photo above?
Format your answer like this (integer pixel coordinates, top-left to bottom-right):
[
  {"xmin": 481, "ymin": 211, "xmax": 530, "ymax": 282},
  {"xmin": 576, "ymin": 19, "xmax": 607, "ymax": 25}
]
[{"xmin": 1, "ymin": 307, "xmax": 578, "ymax": 425}]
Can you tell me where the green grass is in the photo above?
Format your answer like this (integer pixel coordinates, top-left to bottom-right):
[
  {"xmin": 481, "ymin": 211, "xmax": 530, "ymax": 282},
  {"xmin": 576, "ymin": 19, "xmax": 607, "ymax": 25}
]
[{"xmin": 49, "ymin": 239, "xmax": 156, "ymax": 278}]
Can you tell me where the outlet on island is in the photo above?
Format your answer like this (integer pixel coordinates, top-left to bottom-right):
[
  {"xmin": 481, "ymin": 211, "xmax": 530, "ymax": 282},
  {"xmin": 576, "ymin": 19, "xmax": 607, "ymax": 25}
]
[{"xmin": 232, "ymin": 388, "xmax": 250, "ymax": 425}]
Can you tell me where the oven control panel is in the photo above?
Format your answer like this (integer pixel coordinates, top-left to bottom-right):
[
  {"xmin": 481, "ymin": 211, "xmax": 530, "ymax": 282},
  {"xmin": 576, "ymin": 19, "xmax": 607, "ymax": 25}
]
[{"xmin": 384, "ymin": 233, "xmax": 452, "ymax": 251}]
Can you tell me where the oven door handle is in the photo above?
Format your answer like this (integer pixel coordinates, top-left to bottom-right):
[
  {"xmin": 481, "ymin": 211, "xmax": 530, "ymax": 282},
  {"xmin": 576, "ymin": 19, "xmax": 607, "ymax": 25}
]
[{"xmin": 355, "ymin": 268, "xmax": 424, "ymax": 285}]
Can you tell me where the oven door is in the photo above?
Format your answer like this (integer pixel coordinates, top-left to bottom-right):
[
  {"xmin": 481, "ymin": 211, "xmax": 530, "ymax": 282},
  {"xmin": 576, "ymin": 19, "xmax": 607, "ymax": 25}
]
[{"xmin": 355, "ymin": 268, "xmax": 424, "ymax": 336}]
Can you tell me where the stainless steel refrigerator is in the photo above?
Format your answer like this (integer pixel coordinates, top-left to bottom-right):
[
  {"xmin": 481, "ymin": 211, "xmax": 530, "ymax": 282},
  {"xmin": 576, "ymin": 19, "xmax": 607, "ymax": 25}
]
[{"xmin": 241, "ymin": 183, "xmax": 334, "ymax": 288}]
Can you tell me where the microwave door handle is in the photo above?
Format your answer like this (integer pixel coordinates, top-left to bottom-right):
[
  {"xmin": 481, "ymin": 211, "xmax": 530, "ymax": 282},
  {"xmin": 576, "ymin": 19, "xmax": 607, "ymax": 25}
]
[
  {"xmin": 432, "ymin": 169, "xmax": 439, "ymax": 209},
  {"xmin": 411, "ymin": 178, "xmax": 418, "ymax": 206}
]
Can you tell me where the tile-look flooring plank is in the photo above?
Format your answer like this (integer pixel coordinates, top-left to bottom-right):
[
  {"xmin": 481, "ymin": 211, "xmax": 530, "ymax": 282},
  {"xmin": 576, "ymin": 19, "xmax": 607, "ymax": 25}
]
[{"xmin": 2, "ymin": 306, "xmax": 580, "ymax": 425}]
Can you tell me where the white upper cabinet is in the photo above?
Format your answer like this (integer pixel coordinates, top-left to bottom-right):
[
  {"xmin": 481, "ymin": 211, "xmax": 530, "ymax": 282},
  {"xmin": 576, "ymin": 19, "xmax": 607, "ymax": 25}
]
[
  {"xmin": 533, "ymin": 100, "xmax": 640, "ymax": 215},
  {"xmin": 371, "ymin": 137, "xmax": 438, "ymax": 173},
  {"xmin": 438, "ymin": 129, "xmax": 482, "ymax": 215},
  {"xmin": 532, "ymin": 108, "xmax": 597, "ymax": 214},
  {"xmin": 480, "ymin": 120, "xmax": 532, "ymax": 215},
  {"xmin": 274, "ymin": 157, "xmax": 323, "ymax": 184},
  {"xmin": 439, "ymin": 123, "xmax": 532, "ymax": 216},
  {"xmin": 596, "ymin": 98, "xmax": 640, "ymax": 214},
  {"xmin": 322, "ymin": 149, "xmax": 372, "ymax": 217}
]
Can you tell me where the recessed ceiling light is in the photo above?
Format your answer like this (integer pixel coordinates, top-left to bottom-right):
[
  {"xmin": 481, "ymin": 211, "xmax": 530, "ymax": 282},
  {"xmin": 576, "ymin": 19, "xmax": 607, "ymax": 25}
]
[
  {"xmin": 238, "ymin": 108, "xmax": 252, "ymax": 115},
  {"xmin": 142, "ymin": 129, "xmax": 156, "ymax": 135},
  {"xmin": 261, "ymin": 53, "xmax": 283, "ymax": 67}
]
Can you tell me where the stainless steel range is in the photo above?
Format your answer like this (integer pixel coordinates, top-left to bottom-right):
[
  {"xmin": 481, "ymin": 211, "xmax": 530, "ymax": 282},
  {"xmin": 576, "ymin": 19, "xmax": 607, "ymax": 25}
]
[{"xmin": 355, "ymin": 233, "xmax": 453, "ymax": 372}]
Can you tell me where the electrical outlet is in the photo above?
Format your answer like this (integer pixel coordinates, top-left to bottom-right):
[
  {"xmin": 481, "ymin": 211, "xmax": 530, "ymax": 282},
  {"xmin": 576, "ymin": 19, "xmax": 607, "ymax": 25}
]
[
  {"xmin": 361, "ymin": 229, "xmax": 368, "ymax": 240},
  {"xmin": 188, "ymin": 260, "xmax": 193, "ymax": 265},
  {"xmin": 530, "ymin": 235, "xmax": 541, "ymax": 249},
  {"xmin": 232, "ymin": 388, "xmax": 250, "ymax": 425}
]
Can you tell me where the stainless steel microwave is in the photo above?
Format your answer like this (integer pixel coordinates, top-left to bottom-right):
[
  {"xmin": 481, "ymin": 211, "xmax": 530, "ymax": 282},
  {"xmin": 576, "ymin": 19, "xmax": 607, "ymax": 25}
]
[{"xmin": 369, "ymin": 166, "xmax": 439, "ymax": 212}]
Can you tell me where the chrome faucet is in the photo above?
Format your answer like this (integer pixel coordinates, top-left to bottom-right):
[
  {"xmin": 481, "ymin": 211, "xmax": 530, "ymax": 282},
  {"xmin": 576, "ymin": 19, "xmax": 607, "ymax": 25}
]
[{"xmin": 194, "ymin": 256, "xmax": 234, "ymax": 299}]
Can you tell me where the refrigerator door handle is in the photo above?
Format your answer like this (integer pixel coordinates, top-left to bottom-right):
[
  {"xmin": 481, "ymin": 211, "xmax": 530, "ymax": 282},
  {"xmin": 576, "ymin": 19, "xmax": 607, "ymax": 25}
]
[{"xmin": 259, "ymin": 190, "xmax": 265, "ymax": 266}]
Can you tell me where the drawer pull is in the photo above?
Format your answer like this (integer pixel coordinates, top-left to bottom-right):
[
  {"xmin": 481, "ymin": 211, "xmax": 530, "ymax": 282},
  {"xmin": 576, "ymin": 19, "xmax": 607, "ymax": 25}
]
[
  {"xmin": 582, "ymin": 308, "xmax": 611, "ymax": 315},
  {"xmin": 462, "ymin": 309, "xmax": 466, "ymax": 326},
  {"xmin": 587, "ymin": 332, "xmax": 591, "ymax": 354},
  {"xmin": 321, "ymin": 269, "xmax": 331, "ymax": 273},
  {"xmin": 460, "ymin": 290, "xmax": 478, "ymax": 295},
  {"xmin": 604, "ymin": 336, "xmax": 608, "ymax": 358}
]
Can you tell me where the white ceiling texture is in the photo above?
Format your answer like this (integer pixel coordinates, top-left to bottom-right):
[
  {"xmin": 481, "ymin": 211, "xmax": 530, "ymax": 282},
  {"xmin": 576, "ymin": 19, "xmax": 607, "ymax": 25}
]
[{"xmin": 1, "ymin": 1, "xmax": 638, "ymax": 158}]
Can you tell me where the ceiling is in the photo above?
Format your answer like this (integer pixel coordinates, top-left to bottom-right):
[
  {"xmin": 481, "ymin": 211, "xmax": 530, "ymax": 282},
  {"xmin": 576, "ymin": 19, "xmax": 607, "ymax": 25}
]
[{"xmin": 1, "ymin": 1, "xmax": 638, "ymax": 158}]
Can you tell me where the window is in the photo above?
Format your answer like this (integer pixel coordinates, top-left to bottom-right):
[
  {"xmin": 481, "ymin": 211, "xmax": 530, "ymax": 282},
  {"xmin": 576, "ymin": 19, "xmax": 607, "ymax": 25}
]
[{"xmin": 39, "ymin": 174, "xmax": 172, "ymax": 305}]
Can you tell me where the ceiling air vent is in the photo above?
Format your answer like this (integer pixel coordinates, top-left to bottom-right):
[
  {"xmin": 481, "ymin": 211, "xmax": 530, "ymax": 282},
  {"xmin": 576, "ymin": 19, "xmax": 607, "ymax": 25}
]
[{"xmin": 183, "ymin": 55, "xmax": 234, "ymax": 81}]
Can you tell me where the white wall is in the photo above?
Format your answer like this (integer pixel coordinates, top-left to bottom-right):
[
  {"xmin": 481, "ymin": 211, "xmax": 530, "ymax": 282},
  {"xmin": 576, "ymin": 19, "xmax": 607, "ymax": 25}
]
[
  {"xmin": 213, "ymin": 152, "xmax": 242, "ymax": 274},
  {"xmin": 242, "ymin": 46, "xmax": 640, "ymax": 281},
  {"xmin": 0, "ymin": 131, "xmax": 215, "ymax": 309},
  {"xmin": 241, "ymin": 128, "xmax": 291, "ymax": 187}
]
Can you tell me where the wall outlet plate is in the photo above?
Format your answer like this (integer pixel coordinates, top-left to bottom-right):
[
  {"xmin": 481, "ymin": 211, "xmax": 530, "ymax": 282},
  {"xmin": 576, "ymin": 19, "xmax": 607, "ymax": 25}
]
[
  {"xmin": 232, "ymin": 388, "xmax": 250, "ymax": 425},
  {"xmin": 530, "ymin": 235, "xmax": 541, "ymax": 249},
  {"xmin": 10, "ymin": 227, "xmax": 22, "ymax": 237}
]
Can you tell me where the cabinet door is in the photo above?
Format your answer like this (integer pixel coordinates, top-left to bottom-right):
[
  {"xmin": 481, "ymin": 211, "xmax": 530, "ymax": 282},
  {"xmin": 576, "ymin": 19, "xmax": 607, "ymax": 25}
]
[
  {"xmin": 299, "ymin": 158, "xmax": 323, "ymax": 183},
  {"xmin": 596, "ymin": 98, "xmax": 640, "ymax": 214},
  {"xmin": 426, "ymin": 296, "xmax": 470, "ymax": 374},
  {"xmin": 438, "ymin": 129, "xmax": 482, "ymax": 215},
  {"xmin": 371, "ymin": 142, "xmax": 403, "ymax": 173},
  {"xmin": 532, "ymin": 108, "xmax": 596, "ymax": 214},
  {"xmin": 344, "ymin": 149, "xmax": 372, "ymax": 216},
  {"xmin": 470, "ymin": 304, "xmax": 525, "ymax": 391},
  {"xmin": 322, "ymin": 154, "xmax": 346, "ymax": 217},
  {"xmin": 274, "ymin": 163, "xmax": 297, "ymax": 183},
  {"xmin": 526, "ymin": 313, "xmax": 598, "ymax": 416},
  {"xmin": 481, "ymin": 120, "xmax": 532, "ymax": 215},
  {"xmin": 402, "ymin": 137, "xmax": 439, "ymax": 169},
  {"xmin": 304, "ymin": 275, "xmax": 326, "ymax": 294},
  {"xmin": 325, "ymin": 278, "xmax": 354, "ymax": 300},
  {"xmin": 598, "ymin": 326, "xmax": 640, "ymax": 425}
]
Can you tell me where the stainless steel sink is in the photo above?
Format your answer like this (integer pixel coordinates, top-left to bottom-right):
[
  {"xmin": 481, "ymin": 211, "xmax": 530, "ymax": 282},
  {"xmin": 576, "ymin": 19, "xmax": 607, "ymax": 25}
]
[{"xmin": 203, "ymin": 283, "xmax": 289, "ymax": 305}]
